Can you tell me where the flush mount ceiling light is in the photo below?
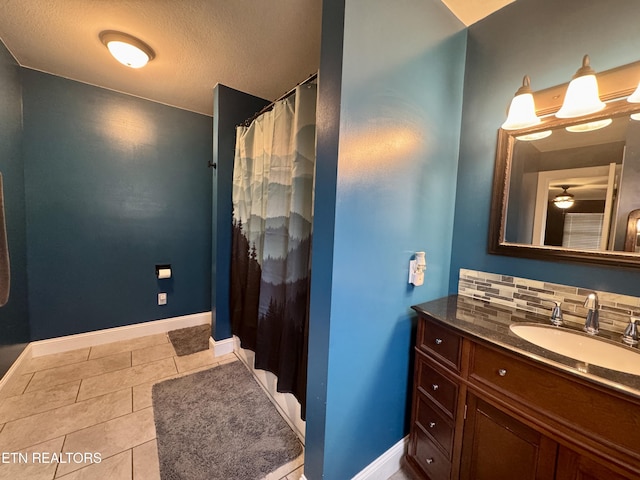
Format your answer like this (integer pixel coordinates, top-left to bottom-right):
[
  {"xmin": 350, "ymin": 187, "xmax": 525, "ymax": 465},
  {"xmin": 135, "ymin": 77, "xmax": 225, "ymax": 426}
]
[
  {"xmin": 556, "ymin": 55, "xmax": 605, "ymax": 119},
  {"xmin": 502, "ymin": 75, "xmax": 543, "ymax": 130},
  {"xmin": 99, "ymin": 30, "xmax": 155, "ymax": 69},
  {"xmin": 553, "ymin": 185, "xmax": 575, "ymax": 209}
]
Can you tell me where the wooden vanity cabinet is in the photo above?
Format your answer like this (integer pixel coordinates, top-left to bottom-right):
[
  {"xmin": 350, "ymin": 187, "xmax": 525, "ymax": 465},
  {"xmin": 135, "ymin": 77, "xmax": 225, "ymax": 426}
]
[
  {"xmin": 460, "ymin": 393, "xmax": 557, "ymax": 480},
  {"xmin": 406, "ymin": 313, "xmax": 640, "ymax": 480},
  {"xmin": 406, "ymin": 312, "xmax": 467, "ymax": 479}
]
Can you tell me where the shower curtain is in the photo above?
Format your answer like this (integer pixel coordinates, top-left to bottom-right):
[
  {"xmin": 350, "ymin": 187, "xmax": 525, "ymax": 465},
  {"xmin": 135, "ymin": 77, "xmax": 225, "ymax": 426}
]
[{"xmin": 230, "ymin": 83, "xmax": 317, "ymax": 416}]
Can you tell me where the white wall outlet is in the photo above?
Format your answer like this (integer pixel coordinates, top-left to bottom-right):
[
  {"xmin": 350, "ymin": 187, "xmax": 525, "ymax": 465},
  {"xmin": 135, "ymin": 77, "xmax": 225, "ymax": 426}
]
[{"xmin": 158, "ymin": 292, "xmax": 167, "ymax": 305}]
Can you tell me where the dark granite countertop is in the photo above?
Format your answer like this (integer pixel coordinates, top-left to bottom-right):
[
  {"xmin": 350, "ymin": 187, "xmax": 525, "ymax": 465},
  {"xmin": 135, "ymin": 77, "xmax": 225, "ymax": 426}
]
[{"xmin": 412, "ymin": 295, "xmax": 640, "ymax": 400}]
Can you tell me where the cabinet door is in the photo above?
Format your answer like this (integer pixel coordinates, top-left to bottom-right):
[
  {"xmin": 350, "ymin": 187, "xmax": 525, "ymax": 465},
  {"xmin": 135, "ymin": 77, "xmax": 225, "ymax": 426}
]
[
  {"xmin": 460, "ymin": 394, "xmax": 557, "ymax": 480},
  {"xmin": 555, "ymin": 445, "xmax": 637, "ymax": 480}
]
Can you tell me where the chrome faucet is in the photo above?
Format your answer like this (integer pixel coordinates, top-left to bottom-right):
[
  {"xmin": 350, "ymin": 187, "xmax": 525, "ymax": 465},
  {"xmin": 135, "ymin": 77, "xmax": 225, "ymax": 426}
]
[{"xmin": 583, "ymin": 292, "xmax": 599, "ymax": 335}]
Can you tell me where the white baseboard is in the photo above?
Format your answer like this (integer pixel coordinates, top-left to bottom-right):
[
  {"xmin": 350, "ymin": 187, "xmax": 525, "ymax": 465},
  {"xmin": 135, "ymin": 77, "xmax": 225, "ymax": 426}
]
[
  {"xmin": 209, "ymin": 336, "xmax": 234, "ymax": 357},
  {"xmin": 30, "ymin": 311, "xmax": 212, "ymax": 357},
  {"xmin": 0, "ymin": 344, "xmax": 33, "ymax": 393},
  {"xmin": 233, "ymin": 336, "xmax": 306, "ymax": 443},
  {"xmin": 351, "ymin": 436, "xmax": 408, "ymax": 480}
]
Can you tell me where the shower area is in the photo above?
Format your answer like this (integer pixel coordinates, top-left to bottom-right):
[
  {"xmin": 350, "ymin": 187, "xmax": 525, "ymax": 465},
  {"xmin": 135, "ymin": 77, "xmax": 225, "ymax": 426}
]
[{"xmin": 211, "ymin": 75, "xmax": 317, "ymax": 440}]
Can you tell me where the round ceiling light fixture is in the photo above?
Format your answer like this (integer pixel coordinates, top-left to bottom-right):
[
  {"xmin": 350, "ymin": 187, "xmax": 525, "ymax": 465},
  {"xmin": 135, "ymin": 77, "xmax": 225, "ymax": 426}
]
[
  {"xmin": 553, "ymin": 185, "xmax": 575, "ymax": 209},
  {"xmin": 99, "ymin": 31, "xmax": 155, "ymax": 69}
]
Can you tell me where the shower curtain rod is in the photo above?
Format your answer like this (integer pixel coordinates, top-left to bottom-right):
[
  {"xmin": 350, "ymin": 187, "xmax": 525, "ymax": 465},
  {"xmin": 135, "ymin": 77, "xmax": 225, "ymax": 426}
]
[{"xmin": 239, "ymin": 72, "xmax": 318, "ymax": 128}]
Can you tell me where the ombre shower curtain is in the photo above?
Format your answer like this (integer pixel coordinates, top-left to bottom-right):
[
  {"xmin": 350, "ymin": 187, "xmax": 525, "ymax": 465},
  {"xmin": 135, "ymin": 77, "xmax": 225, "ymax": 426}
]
[{"xmin": 230, "ymin": 83, "xmax": 316, "ymax": 416}]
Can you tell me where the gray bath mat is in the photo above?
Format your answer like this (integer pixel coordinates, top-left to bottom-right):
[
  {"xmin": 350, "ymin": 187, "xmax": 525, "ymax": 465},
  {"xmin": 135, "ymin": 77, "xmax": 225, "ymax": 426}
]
[
  {"xmin": 152, "ymin": 361, "xmax": 303, "ymax": 480},
  {"xmin": 167, "ymin": 324, "xmax": 210, "ymax": 356}
]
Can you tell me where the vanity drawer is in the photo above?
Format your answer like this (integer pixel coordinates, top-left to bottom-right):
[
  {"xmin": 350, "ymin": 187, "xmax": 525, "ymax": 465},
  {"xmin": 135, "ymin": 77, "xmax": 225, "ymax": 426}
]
[
  {"xmin": 469, "ymin": 342, "xmax": 640, "ymax": 459},
  {"xmin": 418, "ymin": 316, "xmax": 462, "ymax": 371},
  {"xmin": 416, "ymin": 351, "xmax": 458, "ymax": 418},
  {"xmin": 416, "ymin": 392, "xmax": 454, "ymax": 458},
  {"xmin": 413, "ymin": 427, "xmax": 451, "ymax": 480}
]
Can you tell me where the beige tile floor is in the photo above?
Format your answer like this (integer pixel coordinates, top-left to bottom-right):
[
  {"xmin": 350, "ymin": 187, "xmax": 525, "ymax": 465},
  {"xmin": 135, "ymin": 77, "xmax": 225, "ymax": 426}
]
[{"xmin": 0, "ymin": 332, "xmax": 304, "ymax": 480}]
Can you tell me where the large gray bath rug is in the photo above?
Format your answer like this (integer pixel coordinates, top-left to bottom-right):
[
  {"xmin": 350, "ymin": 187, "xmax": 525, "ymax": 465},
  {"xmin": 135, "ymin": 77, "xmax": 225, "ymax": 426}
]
[
  {"xmin": 167, "ymin": 324, "xmax": 210, "ymax": 356},
  {"xmin": 152, "ymin": 361, "xmax": 303, "ymax": 480}
]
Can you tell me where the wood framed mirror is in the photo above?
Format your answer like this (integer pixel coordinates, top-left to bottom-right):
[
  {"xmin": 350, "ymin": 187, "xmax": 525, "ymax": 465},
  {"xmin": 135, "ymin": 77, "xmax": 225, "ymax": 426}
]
[{"xmin": 489, "ymin": 59, "xmax": 640, "ymax": 268}]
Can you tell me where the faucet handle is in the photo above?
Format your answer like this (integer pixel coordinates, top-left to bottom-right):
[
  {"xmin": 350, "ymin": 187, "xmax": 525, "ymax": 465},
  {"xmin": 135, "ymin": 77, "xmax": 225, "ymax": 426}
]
[
  {"xmin": 550, "ymin": 301, "xmax": 564, "ymax": 326},
  {"xmin": 622, "ymin": 316, "xmax": 639, "ymax": 346}
]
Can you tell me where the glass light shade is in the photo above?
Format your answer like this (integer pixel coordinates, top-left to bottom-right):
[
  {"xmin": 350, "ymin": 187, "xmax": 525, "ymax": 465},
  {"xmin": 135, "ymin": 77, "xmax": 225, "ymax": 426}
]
[
  {"xmin": 553, "ymin": 194, "xmax": 575, "ymax": 209},
  {"xmin": 100, "ymin": 31, "xmax": 155, "ymax": 69},
  {"xmin": 516, "ymin": 130, "xmax": 552, "ymax": 141},
  {"xmin": 556, "ymin": 75, "xmax": 605, "ymax": 118},
  {"xmin": 106, "ymin": 41, "xmax": 150, "ymax": 68},
  {"xmin": 556, "ymin": 55, "xmax": 605, "ymax": 118},
  {"xmin": 565, "ymin": 118, "xmax": 612, "ymax": 132},
  {"xmin": 628, "ymin": 82, "xmax": 640, "ymax": 103},
  {"xmin": 502, "ymin": 75, "xmax": 542, "ymax": 130},
  {"xmin": 502, "ymin": 93, "xmax": 541, "ymax": 130}
]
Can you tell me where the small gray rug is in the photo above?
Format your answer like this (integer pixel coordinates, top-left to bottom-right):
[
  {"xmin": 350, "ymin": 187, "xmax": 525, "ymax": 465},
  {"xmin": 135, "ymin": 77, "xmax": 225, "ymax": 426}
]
[
  {"xmin": 152, "ymin": 361, "xmax": 303, "ymax": 480},
  {"xmin": 167, "ymin": 324, "xmax": 210, "ymax": 356}
]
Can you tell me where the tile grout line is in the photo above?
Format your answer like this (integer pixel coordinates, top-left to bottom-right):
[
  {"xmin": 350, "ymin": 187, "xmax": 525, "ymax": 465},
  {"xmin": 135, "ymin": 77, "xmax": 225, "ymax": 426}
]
[
  {"xmin": 0, "ymin": 387, "xmax": 137, "ymax": 448},
  {"xmin": 24, "ymin": 353, "xmax": 134, "ymax": 394},
  {"xmin": 0, "ymin": 380, "xmax": 83, "ymax": 425},
  {"xmin": 55, "ymin": 435, "xmax": 69, "ymax": 479}
]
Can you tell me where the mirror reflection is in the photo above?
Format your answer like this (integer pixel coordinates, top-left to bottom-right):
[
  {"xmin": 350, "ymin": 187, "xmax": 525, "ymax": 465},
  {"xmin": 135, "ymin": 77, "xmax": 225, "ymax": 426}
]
[{"xmin": 503, "ymin": 108, "xmax": 640, "ymax": 254}]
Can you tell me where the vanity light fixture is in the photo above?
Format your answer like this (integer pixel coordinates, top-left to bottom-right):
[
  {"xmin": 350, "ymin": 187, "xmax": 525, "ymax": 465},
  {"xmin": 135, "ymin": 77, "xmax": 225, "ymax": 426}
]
[
  {"xmin": 627, "ymin": 82, "xmax": 640, "ymax": 120},
  {"xmin": 553, "ymin": 186, "xmax": 575, "ymax": 209},
  {"xmin": 502, "ymin": 75, "xmax": 543, "ymax": 130},
  {"xmin": 556, "ymin": 55, "xmax": 605, "ymax": 119},
  {"xmin": 99, "ymin": 31, "xmax": 155, "ymax": 69},
  {"xmin": 628, "ymin": 82, "xmax": 640, "ymax": 103}
]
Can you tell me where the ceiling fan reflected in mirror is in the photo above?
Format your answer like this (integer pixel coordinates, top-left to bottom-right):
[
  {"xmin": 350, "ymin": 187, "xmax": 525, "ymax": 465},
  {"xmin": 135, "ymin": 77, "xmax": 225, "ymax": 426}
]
[{"xmin": 553, "ymin": 185, "xmax": 575, "ymax": 209}]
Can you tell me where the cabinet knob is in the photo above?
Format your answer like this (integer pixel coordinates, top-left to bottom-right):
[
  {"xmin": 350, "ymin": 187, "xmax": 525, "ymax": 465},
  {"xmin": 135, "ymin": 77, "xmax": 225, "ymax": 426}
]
[
  {"xmin": 498, "ymin": 368, "xmax": 507, "ymax": 377},
  {"xmin": 428, "ymin": 421, "xmax": 436, "ymax": 428},
  {"xmin": 432, "ymin": 384, "xmax": 439, "ymax": 391},
  {"xmin": 425, "ymin": 458, "xmax": 434, "ymax": 464},
  {"xmin": 435, "ymin": 338, "xmax": 443, "ymax": 345}
]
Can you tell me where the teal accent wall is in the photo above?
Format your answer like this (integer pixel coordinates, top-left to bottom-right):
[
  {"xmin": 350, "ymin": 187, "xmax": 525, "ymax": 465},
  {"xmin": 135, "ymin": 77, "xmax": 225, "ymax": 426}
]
[
  {"xmin": 22, "ymin": 70, "xmax": 213, "ymax": 340},
  {"xmin": 450, "ymin": 0, "xmax": 640, "ymax": 295},
  {"xmin": 212, "ymin": 84, "xmax": 267, "ymax": 340},
  {"xmin": 306, "ymin": 0, "xmax": 466, "ymax": 478},
  {"xmin": 0, "ymin": 40, "xmax": 29, "ymax": 375}
]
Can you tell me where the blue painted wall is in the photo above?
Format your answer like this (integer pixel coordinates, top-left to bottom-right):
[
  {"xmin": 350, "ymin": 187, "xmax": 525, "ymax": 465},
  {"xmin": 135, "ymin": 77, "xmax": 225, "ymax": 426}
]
[
  {"xmin": 212, "ymin": 84, "xmax": 267, "ymax": 340},
  {"xmin": 306, "ymin": 0, "xmax": 466, "ymax": 478},
  {"xmin": 450, "ymin": 0, "xmax": 640, "ymax": 295},
  {"xmin": 0, "ymin": 40, "xmax": 29, "ymax": 374},
  {"xmin": 21, "ymin": 70, "xmax": 213, "ymax": 340}
]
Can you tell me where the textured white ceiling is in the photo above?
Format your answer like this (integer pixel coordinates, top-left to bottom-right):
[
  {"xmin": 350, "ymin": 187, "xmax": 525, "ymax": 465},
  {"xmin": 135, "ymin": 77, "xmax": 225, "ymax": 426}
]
[{"xmin": 0, "ymin": 1, "xmax": 512, "ymax": 117}]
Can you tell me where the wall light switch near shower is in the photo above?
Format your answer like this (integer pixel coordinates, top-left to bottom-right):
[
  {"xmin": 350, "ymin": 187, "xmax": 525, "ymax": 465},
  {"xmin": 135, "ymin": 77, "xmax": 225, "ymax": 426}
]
[{"xmin": 158, "ymin": 292, "xmax": 167, "ymax": 305}]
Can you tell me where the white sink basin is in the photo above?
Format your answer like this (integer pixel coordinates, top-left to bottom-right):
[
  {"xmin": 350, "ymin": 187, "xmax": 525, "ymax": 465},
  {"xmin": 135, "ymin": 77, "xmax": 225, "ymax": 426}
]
[{"xmin": 509, "ymin": 323, "xmax": 640, "ymax": 376}]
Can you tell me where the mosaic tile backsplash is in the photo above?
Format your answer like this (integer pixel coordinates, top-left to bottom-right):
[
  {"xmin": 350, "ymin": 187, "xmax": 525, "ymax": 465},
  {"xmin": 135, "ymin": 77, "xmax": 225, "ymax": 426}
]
[{"xmin": 458, "ymin": 268, "xmax": 640, "ymax": 334}]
